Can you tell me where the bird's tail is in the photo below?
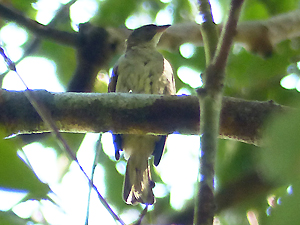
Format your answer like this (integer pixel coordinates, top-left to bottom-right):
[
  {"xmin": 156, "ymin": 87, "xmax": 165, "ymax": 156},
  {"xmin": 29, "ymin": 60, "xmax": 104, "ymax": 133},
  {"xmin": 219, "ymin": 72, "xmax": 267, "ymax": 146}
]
[{"xmin": 123, "ymin": 154, "xmax": 155, "ymax": 205}]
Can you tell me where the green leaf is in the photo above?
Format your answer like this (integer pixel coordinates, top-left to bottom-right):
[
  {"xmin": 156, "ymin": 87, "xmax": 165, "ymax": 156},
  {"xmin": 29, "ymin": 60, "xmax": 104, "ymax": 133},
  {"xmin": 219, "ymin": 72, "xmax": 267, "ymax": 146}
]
[
  {"xmin": 260, "ymin": 110, "xmax": 300, "ymax": 182},
  {"xmin": 262, "ymin": 0, "xmax": 299, "ymax": 14},
  {"xmin": 11, "ymin": 0, "xmax": 37, "ymax": 18},
  {"xmin": 225, "ymin": 40, "xmax": 300, "ymax": 102},
  {"xmin": 0, "ymin": 129, "xmax": 50, "ymax": 200},
  {"xmin": 0, "ymin": 211, "xmax": 31, "ymax": 225},
  {"xmin": 93, "ymin": 0, "xmax": 140, "ymax": 26},
  {"xmin": 266, "ymin": 180, "xmax": 300, "ymax": 224},
  {"xmin": 241, "ymin": 0, "xmax": 269, "ymax": 20}
]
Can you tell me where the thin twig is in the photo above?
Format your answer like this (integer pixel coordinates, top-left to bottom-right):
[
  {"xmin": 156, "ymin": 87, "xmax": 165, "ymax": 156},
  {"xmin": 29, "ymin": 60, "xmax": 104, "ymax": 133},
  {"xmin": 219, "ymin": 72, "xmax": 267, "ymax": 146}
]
[
  {"xmin": 212, "ymin": 0, "xmax": 244, "ymax": 71},
  {"xmin": 198, "ymin": 0, "xmax": 218, "ymax": 65},
  {"xmin": 85, "ymin": 135, "xmax": 102, "ymax": 225},
  {"xmin": 135, "ymin": 205, "xmax": 148, "ymax": 225}
]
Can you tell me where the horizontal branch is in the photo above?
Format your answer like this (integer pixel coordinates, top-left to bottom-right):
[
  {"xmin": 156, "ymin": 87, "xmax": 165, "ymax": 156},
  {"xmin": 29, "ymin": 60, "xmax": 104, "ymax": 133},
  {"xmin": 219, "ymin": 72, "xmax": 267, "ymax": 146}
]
[
  {"xmin": 160, "ymin": 10, "xmax": 300, "ymax": 56},
  {"xmin": 0, "ymin": 4, "xmax": 78, "ymax": 46},
  {"xmin": 1, "ymin": 3, "xmax": 300, "ymax": 57},
  {"xmin": 0, "ymin": 89, "xmax": 286, "ymax": 145}
]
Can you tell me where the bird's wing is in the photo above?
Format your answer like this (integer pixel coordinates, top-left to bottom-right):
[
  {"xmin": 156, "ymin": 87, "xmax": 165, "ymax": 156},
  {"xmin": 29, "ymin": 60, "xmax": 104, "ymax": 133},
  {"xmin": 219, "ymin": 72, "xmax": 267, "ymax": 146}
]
[
  {"xmin": 108, "ymin": 65, "xmax": 118, "ymax": 92},
  {"xmin": 108, "ymin": 65, "xmax": 123, "ymax": 160},
  {"xmin": 112, "ymin": 133, "xmax": 122, "ymax": 160},
  {"xmin": 149, "ymin": 59, "xmax": 174, "ymax": 166},
  {"xmin": 152, "ymin": 136, "xmax": 166, "ymax": 166}
]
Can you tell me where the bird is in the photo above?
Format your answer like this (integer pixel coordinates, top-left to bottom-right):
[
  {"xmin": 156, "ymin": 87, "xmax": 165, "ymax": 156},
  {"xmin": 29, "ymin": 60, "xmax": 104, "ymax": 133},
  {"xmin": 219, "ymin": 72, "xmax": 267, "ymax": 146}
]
[{"xmin": 108, "ymin": 24, "xmax": 176, "ymax": 205}]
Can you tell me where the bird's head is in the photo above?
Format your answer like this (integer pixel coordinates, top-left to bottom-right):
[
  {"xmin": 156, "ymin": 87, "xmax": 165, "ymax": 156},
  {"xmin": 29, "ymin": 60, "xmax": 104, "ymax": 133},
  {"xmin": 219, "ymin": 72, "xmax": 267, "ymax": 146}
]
[{"xmin": 126, "ymin": 24, "xmax": 170, "ymax": 50}]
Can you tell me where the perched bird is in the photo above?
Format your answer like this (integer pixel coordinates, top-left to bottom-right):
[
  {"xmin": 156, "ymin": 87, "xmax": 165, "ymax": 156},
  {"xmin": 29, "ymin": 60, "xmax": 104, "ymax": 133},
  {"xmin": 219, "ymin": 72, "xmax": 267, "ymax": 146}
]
[{"xmin": 108, "ymin": 24, "xmax": 176, "ymax": 205}]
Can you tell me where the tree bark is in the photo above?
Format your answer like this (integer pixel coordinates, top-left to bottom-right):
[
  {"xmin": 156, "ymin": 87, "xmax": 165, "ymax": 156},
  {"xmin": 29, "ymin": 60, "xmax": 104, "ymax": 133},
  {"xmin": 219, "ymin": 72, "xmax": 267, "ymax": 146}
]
[{"xmin": 0, "ymin": 89, "xmax": 286, "ymax": 145}]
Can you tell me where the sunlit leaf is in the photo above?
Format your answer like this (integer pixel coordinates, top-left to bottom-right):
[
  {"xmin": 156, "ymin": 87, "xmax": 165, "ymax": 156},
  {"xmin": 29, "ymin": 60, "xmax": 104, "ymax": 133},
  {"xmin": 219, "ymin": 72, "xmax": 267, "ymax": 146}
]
[
  {"xmin": 93, "ymin": 0, "xmax": 140, "ymax": 26},
  {"xmin": 11, "ymin": 0, "xmax": 37, "ymax": 18},
  {"xmin": 0, "ymin": 129, "xmax": 50, "ymax": 200},
  {"xmin": 241, "ymin": 0, "xmax": 269, "ymax": 20},
  {"xmin": 0, "ymin": 210, "xmax": 31, "ymax": 225}
]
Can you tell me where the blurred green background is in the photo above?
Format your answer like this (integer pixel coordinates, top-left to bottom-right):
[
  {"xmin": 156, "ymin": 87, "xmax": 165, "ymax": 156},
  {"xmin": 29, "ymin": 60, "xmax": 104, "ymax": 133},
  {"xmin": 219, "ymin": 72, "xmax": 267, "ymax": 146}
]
[{"xmin": 1, "ymin": 0, "xmax": 300, "ymax": 224}]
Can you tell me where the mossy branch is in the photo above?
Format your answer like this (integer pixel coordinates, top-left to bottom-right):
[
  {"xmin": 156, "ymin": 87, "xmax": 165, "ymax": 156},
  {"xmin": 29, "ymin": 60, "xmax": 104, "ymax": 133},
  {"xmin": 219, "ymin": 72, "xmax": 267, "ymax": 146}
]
[{"xmin": 0, "ymin": 89, "xmax": 286, "ymax": 145}]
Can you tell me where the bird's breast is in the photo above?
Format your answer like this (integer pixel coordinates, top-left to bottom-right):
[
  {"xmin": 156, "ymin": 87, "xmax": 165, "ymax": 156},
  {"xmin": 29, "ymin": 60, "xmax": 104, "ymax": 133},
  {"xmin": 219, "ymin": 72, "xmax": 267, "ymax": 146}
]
[{"xmin": 115, "ymin": 49, "xmax": 172, "ymax": 95}]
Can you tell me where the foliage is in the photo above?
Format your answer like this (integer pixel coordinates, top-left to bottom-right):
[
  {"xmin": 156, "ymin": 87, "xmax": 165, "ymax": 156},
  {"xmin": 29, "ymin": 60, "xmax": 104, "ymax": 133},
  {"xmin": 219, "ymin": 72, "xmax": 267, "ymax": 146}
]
[
  {"xmin": 1, "ymin": 0, "xmax": 300, "ymax": 224},
  {"xmin": 0, "ymin": 129, "xmax": 50, "ymax": 197}
]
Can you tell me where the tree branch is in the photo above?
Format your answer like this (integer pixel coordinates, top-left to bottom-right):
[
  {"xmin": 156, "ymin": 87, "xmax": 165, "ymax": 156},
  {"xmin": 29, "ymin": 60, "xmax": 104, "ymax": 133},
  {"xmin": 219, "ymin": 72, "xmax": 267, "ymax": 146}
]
[
  {"xmin": 1, "ymin": 3, "xmax": 300, "ymax": 57},
  {"xmin": 195, "ymin": 0, "xmax": 244, "ymax": 224},
  {"xmin": 194, "ymin": 0, "xmax": 219, "ymax": 223},
  {"xmin": 0, "ymin": 89, "xmax": 286, "ymax": 145},
  {"xmin": 0, "ymin": 4, "xmax": 78, "ymax": 46},
  {"xmin": 161, "ymin": 9, "xmax": 300, "ymax": 57}
]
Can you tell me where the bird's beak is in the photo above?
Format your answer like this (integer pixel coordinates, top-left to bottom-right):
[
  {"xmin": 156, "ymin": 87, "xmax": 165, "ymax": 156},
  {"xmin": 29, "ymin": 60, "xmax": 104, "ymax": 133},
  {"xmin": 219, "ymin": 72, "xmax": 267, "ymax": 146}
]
[{"xmin": 156, "ymin": 25, "xmax": 171, "ymax": 33}]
